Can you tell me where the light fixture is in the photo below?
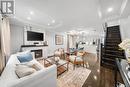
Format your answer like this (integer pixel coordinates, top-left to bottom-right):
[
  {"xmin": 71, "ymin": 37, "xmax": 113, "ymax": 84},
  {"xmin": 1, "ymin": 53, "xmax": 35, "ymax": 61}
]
[
  {"xmin": 27, "ymin": 17, "xmax": 31, "ymax": 20},
  {"xmin": 107, "ymin": 7, "xmax": 113, "ymax": 12},
  {"xmin": 93, "ymin": 75, "xmax": 97, "ymax": 80},
  {"xmin": 48, "ymin": 23, "xmax": 50, "ymax": 26},
  {"xmin": 97, "ymin": 69, "xmax": 100, "ymax": 73},
  {"xmin": 98, "ymin": 11, "xmax": 102, "ymax": 18},
  {"xmin": 52, "ymin": 20, "xmax": 55, "ymax": 23},
  {"xmin": 30, "ymin": 11, "xmax": 34, "ymax": 15}
]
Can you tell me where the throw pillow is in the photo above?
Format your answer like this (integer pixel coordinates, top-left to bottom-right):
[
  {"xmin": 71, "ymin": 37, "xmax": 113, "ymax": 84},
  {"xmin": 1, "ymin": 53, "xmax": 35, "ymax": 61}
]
[
  {"xmin": 15, "ymin": 64, "xmax": 36, "ymax": 78},
  {"xmin": 17, "ymin": 52, "xmax": 33, "ymax": 63},
  {"xmin": 16, "ymin": 62, "xmax": 42, "ymax": 71},
  {"xmin": 31, "ymin": 64, "xmax": 41, "ymax": 71},
  {"xmin": 16, "ymin": 51, "xmax": 30, "ymax": 56}
]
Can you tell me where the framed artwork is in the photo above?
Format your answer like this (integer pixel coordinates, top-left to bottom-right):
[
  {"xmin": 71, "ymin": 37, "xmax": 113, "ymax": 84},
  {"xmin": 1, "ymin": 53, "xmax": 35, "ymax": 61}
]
[{"xmin": 55, "ymin": 35, "xmax": 63, "ymax": 45}]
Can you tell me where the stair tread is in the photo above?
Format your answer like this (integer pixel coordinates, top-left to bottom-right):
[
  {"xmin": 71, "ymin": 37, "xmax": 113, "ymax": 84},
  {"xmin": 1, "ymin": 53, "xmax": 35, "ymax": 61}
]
[
  {"xmin": 101, "ymin": 61, "xmax": 115, "ymax": 67},
  {"xmin": 105, "ymin": 47, "xmax": 119, "ymax": 49},
  {"xmin": 105, "ymin": 50, "xmax": 123, "ymax": 53},
  {"xmin": 105, "ymin": 43, "xmax": 118, "ymax": 46},
  {"xmin": 106, "ymin": 40, "xmax": 121, "ymax": 43},
  {"xmin": 107, "ymin": 32, "xmax": 120, "ymax": 33},
  {"xmin": 103, "ymin": 53, "xmax": 124, "ymax": 56},
  {"xmin": 106, "ymin": 43, "xmax": 119, "ymax": 44},
  {"xmin": 101, "ymin": 61, "xmax": 116, "ymax": 70},
  {"xmin": 104, "ymin": 54, "xmax": 124, "ymax": 58},
  {"xmin": 102, "ymin": 57, "xmax": 115, "ymax": 62},
  {"xmin": 105, "ymin": 44, "xmax": 119, "ymax": 46},
  {"xmin": 107, "ymin": 31, "xmax": 119, "ymax": 32},
  {"xmin": 101, "ymin": 25, "xmax": 125, "ymax": 69},
  {"xmin": 106, "ymin": 38, "xmax": 121, "ymax": 39}
]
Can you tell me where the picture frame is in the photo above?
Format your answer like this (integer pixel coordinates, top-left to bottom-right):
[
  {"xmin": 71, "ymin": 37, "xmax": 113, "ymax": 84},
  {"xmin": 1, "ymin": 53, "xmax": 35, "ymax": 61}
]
[{"xmin": 55, "ymin": 35, "xmax": 63, "ymax": 45}]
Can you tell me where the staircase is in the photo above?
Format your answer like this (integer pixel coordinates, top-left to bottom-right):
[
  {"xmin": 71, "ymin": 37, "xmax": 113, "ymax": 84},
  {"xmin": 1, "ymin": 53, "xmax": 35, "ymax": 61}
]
[{"xmin": 101, "ymin": 25, "xmax": 125, "ymax": 69}]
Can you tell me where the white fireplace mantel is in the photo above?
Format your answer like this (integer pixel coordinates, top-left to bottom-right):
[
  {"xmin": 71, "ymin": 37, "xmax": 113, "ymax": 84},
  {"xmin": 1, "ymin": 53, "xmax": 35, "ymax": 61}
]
[{"xmin": 21, "ymin": 45, "xmax": 48, "ymax": 59}]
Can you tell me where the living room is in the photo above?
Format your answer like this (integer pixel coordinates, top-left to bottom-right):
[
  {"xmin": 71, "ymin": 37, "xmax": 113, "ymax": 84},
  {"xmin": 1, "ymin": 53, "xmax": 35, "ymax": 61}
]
[{"xmin": 0, "ymin": 0, "xmax": 130, "ymax": 87}]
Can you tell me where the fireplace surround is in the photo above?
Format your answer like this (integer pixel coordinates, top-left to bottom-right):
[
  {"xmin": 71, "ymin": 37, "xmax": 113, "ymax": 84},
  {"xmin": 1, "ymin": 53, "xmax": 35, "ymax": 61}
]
[
  {"xmin": 21, "ymin": 45, "xmax": 48, "ymax": 59},
  {"xmin": 31, "ymin": 49, "xmax": 42, "ymax": 58}
]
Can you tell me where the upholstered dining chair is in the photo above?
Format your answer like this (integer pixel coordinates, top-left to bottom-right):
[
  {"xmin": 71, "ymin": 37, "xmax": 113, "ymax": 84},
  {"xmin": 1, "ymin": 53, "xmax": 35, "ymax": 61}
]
[
  {"xmin": 69, "ymin": 51, "xmax": 85, "ymax": 70},
  {"xmin": 54, "ymin": 48, "xmax": 69, "ymax": 71},
  {"xmin": 54, "ymin": 48, "xmax": 65, "ymax": 60}
]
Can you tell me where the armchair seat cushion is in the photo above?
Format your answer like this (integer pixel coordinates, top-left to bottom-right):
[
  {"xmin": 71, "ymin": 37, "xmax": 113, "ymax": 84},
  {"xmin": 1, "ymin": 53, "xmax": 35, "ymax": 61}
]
[
  {"xmin": 58, "ymin": 60, "xmax": 68, "ymax": 65},
  {"xmin": 69, "ymin": 55, "xmax": 83, "ymax": 62},
  {"xmin": 15, "ymin": 64, "xmax": 36, "ymax": 78},
  {"xmin": 54, "ymin": 51, "xmax": 61, "ymax": 56}
]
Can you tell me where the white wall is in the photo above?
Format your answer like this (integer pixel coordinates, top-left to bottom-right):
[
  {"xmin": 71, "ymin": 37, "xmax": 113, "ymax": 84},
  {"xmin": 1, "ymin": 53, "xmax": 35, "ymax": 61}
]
[
  {"xmin": 120, "ymin": 16, "xmax": 130, "ymax": 40},
  {"xmin": 46, "ymin": 31, "xmax": 67, "ymax": 56},
  {"xmin": 10, "ymin": 24, "xmax": 24, "ymax": 54},
  {"xmin": 23, "ymin": 25, "xmax": 46, "ymax": 45},
  {"xmin": 119, "ymin": 16, "xmax": 130, "ymax": 58},
  {"xmin": 107, "ymin": 20, "xmax": 120, "ymax": 27},
  {"xmin": 10, "ymin": 24, "xmax": 67, "ymax": 56},
  {"xmin": 106, "ymin": 16, "xmax": 130, "ymax": 40}
]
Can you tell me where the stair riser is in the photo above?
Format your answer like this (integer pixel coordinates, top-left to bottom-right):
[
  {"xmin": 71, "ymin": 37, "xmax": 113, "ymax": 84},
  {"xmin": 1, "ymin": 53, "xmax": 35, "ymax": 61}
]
[
  {"xmin": 103, "ymin": 52, "xmax": 124, "ymax": 56},
  {"xmin": 105, "ymin": 41, "xmax": 121, "ymax": 43},
  {"xmin": 107, "ymin": 35, "xmax": 121, "ymax": 38},
  {"xmin": 102, "ymin": 59, "xmax": 115, "ymax": 64},
  {"xmin": 103, "ymin": 55, "xmax": 124, "ymax": 58}
]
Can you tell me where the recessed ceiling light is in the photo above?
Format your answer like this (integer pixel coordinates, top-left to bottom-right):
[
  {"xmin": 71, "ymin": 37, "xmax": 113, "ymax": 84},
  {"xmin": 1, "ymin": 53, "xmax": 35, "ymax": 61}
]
[
  {"xmin": 108, "ymin": 7, "xmax": 113, "ymax": 12},
  {"xmin": 98, "ymin": 11, "xmax": 102, "ymax": 18},
  {"xmin": 27, "ymin": 17, "xmax": 31, "ymax": 20},
  {"xmin": 48, "ymin": 23, "xmax": 50, "ymax": 26},
  {"xmin": 52, "ymin": 20, "xmax": 55, "ymax": 23},
  {"xmin": 30, "ymin": 11, "xmax": 34, "ymax": 15}
]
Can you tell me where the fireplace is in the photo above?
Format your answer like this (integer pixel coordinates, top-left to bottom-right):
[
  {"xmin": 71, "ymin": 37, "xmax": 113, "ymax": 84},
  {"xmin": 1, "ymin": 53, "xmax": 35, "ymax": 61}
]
[{"xmin": 31, "ymin": 49, "xmax": 42, "ymax": 58}]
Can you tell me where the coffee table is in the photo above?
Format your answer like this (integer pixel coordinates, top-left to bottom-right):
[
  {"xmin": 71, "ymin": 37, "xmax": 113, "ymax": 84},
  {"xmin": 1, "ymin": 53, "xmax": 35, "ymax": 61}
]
[{"xmin": 44, "ymin": 57, "xmax": 69, "ymax": 76}]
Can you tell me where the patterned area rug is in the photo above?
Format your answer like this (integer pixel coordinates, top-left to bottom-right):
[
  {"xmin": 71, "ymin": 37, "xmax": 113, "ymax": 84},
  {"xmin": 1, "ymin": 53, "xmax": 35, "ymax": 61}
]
[{"xmin": 57, "ymin": 64, "xmax": 91, "ymax": 87}]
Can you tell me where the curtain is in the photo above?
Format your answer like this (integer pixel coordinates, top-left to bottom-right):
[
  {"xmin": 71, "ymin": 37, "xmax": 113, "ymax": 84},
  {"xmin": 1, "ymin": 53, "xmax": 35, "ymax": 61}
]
[
  {"xmin": 0, "ymin": 14, "xmax": 4, "ymax": 74},
  {"xmin": 1, "ymin": 16, "xmax": 11, "ymax": 63}
]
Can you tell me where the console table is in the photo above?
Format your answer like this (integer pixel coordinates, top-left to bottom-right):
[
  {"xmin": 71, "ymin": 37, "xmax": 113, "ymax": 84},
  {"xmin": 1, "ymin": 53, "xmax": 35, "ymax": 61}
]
[{"xmin": 115, "ymin": 58, "xmax": 130, "ymax": 87}]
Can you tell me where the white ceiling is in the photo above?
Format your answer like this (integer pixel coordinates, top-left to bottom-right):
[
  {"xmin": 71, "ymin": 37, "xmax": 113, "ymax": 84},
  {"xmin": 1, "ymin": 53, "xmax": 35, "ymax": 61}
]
[
  {"xmin": 100, "ymin": 0, "xmax": 123, "ymax": 19},
  {"xmin": 10, "ymin": 0, "xmax": 130, "ymax": 32},
  {"xmin": 121, "ymin": 0, "xmax": 130, "ymax": 18}
]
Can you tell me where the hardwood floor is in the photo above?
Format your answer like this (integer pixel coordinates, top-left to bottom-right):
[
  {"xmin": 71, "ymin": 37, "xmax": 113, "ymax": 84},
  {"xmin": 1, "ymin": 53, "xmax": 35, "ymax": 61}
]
[
  {"xmin": 39, "ymin": 51, "xmax": 123, "ymax": 87},
  {"xmin": 82, "ymin": 52, "xmax": 123, "ymax": 87}
]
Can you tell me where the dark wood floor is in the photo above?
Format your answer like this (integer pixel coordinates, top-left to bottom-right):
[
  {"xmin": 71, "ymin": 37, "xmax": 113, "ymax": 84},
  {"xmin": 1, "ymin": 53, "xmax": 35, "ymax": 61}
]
[
  {"xmin": 82, "ymin": 52, "xmax": 123, "ymax": 87},
  {"xmin": 39, "ymin": 52, "xmax": 123, "ymax": 87}
]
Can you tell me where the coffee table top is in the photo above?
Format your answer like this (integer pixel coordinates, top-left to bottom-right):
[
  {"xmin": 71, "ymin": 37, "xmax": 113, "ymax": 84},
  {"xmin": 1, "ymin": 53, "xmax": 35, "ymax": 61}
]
[{"xmin": 45, "ymin": 57, "xmax": 68, "ymax": 67}]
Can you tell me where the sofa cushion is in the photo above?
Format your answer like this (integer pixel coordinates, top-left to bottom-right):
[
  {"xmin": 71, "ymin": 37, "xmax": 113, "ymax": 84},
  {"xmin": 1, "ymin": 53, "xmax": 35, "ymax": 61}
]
[
  {"xmin": 0, "ymin": 52, "xmax": 46, "ymax": 87},
  {"xmin": 15, "ymin": 64, "xmax": 36, "ymax": 78},
  {"xmin": 17, "ymin": 52, "xmax": 33, "ymax": 63},
  {"xmin": 16, "ymin": 61, "xmax": 42, "ymax": 71},
  {"xmin": 31, "ymin": 64, "xmax": 41, "ymax": 71}
]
